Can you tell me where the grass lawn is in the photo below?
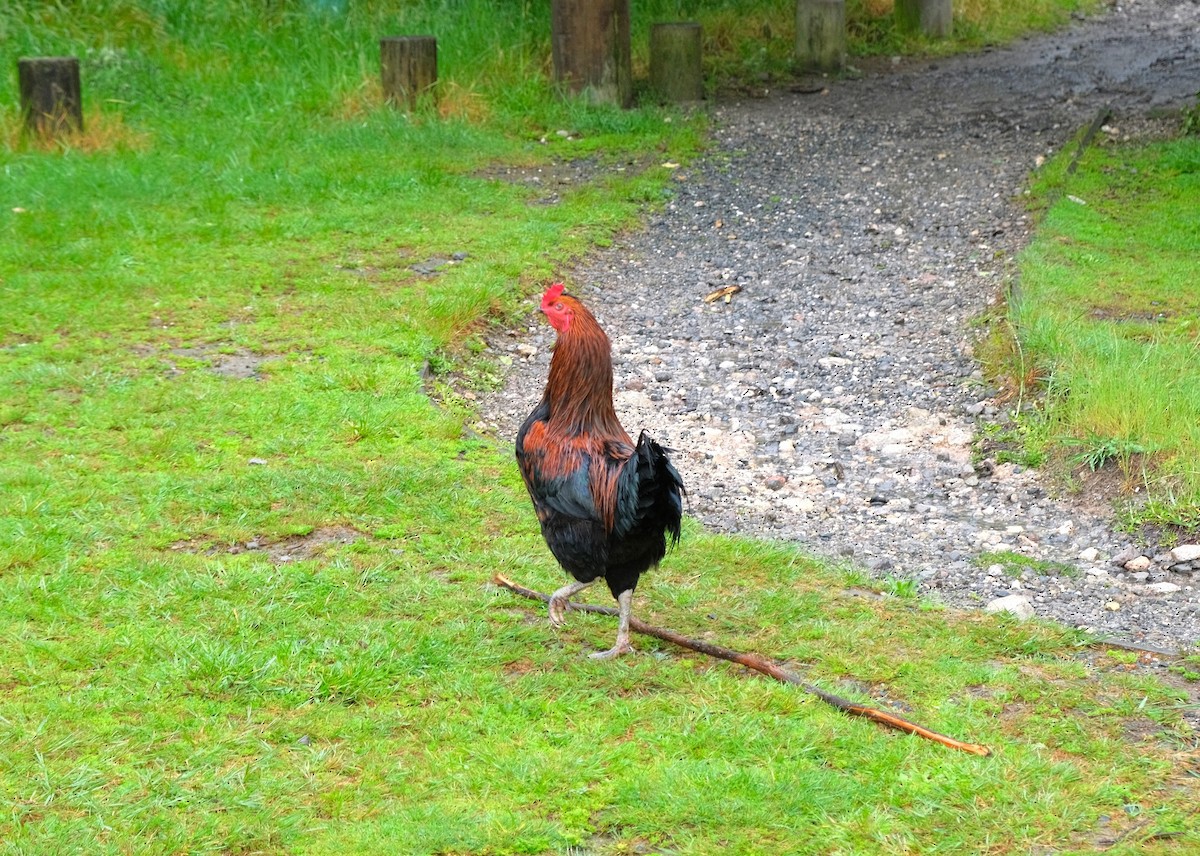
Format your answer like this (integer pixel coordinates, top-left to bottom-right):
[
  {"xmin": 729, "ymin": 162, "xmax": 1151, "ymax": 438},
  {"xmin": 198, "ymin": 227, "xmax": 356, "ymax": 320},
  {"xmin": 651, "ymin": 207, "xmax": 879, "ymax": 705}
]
[
  {"xmin": 2, "ymin": 1, "xmax": 1197, "ymax": 853},
  {"xmin": 982, "ymin": 127, "xmax": 1200, "ymax": 533}
]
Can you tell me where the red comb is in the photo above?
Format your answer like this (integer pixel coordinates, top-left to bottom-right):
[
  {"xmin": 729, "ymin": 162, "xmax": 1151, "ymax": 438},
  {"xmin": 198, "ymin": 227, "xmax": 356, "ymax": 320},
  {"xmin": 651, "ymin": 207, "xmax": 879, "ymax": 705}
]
[{"xmin": 541, "ymin": 283, "xmax": 566, "ymax": 309}]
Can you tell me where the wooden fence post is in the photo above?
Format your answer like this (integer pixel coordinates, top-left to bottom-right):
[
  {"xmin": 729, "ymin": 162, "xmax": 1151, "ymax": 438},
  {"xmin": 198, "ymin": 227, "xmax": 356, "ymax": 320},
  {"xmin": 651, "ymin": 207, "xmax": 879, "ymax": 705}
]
[
  {"xmin": 551, "ymin": 0, "xmax": 632, "ymax": 108},
  {"xmin": 18, "ymin": 57, "xmax": 83, "ymax": 139},
  {"xmin": 650, "ymin": 22, "xmax": 703, "ymax": 103},
  {"xmin": 380, "ymin": 36, "xmax": 437, "ymax": 109},
  {"xmin": 795, "ymin": 0, "xmax": 845, "ymax": 73},
  {"xmin": 895, "ymin": 0, "xmax": 952, "ymax": 38}
]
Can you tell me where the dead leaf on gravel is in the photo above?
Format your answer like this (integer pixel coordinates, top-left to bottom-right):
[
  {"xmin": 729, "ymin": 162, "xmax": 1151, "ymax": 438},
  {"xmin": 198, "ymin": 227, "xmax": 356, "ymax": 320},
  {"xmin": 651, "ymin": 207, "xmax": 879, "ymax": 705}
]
[{"xmin": 703, "ymin": 284, "xmax": 742, "ymax": 304}]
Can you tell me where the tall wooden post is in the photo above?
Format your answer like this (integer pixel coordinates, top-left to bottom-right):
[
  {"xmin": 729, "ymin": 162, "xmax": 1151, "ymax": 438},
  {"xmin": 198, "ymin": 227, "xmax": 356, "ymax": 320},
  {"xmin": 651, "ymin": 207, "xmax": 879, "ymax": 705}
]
[
  {"xmin": 18, "ymin": 57, "xmax": 83, "ymax": 139},
  {"xmin": 795, "ymin": 0, "xmax": 845, "ymax": 73},
  {"xmin": 650, "ymin": 23, "xmax": 703, "ymax": 103},
  {"xmin": 380, "ymin": 36, "xmax": 437, "ymax": 109},
  {"xmin": 551, "ymin": 0, "xmax": 632, "ymax": 108},
  {"xmin": 895, "ymin": 0, "xmax": 952, "ymax": 38}
]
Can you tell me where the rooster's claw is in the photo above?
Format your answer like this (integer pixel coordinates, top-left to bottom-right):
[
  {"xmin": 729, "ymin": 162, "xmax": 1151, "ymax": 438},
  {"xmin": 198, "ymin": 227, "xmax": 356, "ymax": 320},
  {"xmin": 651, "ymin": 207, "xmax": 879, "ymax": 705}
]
[{"xmin": 589, "ymin": 641, "xmax": 635, "ymax": 660}]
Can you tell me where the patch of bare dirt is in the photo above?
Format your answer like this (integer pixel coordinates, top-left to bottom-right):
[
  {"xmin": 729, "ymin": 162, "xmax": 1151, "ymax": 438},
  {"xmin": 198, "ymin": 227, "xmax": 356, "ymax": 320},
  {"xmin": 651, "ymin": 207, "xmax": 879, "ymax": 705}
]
[
  {"xmin": 170, "ymin": 526, "xmax": 365, "ymax": 563},
  {"xmin": 262, "ymin": 526, "xmax": 363, "ymax": 562},
  {"xmin": 1075, "ymin": 645, "xmax": 1200, "ymax": 733},
  {"xmin": 169, "ymin": 346, "xmax": 268, "ymax": 380},
  {"xmin": 475, "ymin": 155, "xmax": 654, "ymax": 205},
  {"xmin": 502, "ymin": 658, "xmax": 538, "ymax": 676},
  {"xmin": 1071, "ymin": 465, "xmax": 1132, "ymax": 521}
]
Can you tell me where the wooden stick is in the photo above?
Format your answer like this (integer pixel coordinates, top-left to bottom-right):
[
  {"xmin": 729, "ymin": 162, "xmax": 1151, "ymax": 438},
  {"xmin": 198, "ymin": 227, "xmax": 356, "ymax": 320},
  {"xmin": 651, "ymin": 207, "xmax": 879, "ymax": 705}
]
[{"xmin": 495, "ymin": 574, "xmax": 991, "ymax": 757}]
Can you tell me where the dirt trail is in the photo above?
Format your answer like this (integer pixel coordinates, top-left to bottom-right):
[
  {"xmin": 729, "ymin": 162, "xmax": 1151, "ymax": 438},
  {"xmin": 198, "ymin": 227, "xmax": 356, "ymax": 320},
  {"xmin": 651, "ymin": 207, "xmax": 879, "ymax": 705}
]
[{"xmin": 482, "ymin": 0, "xmax": 1200, "ymax": 650}]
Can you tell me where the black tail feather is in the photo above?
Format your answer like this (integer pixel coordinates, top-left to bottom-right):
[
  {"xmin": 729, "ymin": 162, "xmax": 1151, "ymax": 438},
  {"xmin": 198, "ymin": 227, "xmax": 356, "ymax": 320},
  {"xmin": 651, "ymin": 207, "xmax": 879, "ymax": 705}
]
[{"xmin": 630, "ymin": 430, "xmax": 685, "ymax": 548}]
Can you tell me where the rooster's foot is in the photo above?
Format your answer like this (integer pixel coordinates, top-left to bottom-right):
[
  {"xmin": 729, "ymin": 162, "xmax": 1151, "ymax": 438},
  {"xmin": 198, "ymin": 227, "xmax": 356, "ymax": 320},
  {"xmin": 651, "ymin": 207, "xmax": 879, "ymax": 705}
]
[
  {"xmin": 589, "ymin": 640, "xmax": 635, "ymax": 660},
  {"xmin": 548, "ymin": 595, "xmax": 569, "ymax": 628},
  {"xmin": 589, "ymin": 590, "xmax": 635, "ymax": 660},
  {"xmin": 547, "ymin": 580, "xmax": 594, "ymax": 628}
]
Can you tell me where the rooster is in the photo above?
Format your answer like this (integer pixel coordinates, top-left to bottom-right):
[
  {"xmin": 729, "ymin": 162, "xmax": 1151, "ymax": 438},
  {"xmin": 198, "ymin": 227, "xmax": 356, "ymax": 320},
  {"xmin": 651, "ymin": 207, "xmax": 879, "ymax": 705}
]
[{"xmin": 515, "ymin": 283, "xmax": 684, "ymax": 659}]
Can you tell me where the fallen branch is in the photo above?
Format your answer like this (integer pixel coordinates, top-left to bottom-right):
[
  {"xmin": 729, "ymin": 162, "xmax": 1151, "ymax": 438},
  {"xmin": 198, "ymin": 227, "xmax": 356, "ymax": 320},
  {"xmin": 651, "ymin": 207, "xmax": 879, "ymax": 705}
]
[{"xmin": 495, "ymin": 574, "xmax": 991, "ymax": 757}]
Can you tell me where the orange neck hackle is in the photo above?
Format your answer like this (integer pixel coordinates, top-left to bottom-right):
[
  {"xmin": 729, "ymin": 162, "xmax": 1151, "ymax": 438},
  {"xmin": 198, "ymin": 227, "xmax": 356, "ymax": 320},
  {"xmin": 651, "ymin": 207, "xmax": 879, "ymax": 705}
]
[{"xmin": 542, "ymin": 293, "xmax": 629, "ymax": 441}]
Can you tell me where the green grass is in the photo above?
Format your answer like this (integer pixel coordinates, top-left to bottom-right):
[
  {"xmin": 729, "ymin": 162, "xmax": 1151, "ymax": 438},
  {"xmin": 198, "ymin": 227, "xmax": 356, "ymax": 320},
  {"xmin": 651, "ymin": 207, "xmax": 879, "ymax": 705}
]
[
  {"xmin": 5, "ymin": 530, "xmax": 1200, "ymax": 854},
  {"xmin": 975, "ymin": 550, "xmax": 1078, "ymax": 578},
  {"xmin": 986, "ymin": 129, "xmax": 1200, "ymax": 532},
  {"xmin": 3, "ymin": 1, "xmax": 1199, "ymax": 853}
]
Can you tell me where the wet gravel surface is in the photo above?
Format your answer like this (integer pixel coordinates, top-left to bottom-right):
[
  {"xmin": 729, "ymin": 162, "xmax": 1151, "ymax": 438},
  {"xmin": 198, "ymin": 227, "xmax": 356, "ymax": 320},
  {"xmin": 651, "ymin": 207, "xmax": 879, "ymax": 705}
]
[{"xmin": 481, "ymin": 0, "xmax": 1200, "ymax": 652}]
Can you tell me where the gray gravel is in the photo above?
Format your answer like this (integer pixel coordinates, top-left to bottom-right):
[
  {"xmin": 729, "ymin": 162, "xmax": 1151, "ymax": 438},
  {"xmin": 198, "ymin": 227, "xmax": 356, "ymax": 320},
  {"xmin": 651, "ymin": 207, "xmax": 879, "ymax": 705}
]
[{"xmin": 481, "ymin": 0, "xmax": 1200, "ymax": 652}]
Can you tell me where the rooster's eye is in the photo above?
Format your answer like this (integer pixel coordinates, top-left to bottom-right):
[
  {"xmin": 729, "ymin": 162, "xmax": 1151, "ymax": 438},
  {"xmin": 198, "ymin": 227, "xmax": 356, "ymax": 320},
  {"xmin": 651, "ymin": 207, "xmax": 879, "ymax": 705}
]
[{"xmin": 554, "ymin": 302, "xmax": 564, "ymax": 311}]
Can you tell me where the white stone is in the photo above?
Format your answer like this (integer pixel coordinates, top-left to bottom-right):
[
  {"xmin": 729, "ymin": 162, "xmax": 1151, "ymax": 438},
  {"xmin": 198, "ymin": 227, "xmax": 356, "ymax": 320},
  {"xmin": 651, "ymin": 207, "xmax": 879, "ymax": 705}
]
[
  {"xmin": 1123, "ymin": 555, "xmax": 1152, "ymax": 572},
  {"xmin": 984, "ymin": 595, "xmax": 1034, "ymax": 620},
  {"xmin": 817, "ymin": 356, "xmax": 851, "ymax": 368},
  {"xmin": 1169, "ymin": 544, "xmax": 1200, "ymax": 563},
  {"xmin": 1078, "ymin": 547, "xmax": 1101, "ymax": 562},
  {"xmin": 1144, "ymin": 582, "xmax": 1182, "ymax": 595}
]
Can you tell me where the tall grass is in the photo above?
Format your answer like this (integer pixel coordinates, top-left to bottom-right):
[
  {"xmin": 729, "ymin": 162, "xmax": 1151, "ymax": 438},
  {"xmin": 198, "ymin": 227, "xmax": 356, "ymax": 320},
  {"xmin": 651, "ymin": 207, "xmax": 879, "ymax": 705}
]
[
  {"xmin": 2, "ymin": 0, "xmax": 1111, "ymax": 143},
  {"xmin": 1002, "ymin": 134, "xmax": 1200, "ymax": 530}
]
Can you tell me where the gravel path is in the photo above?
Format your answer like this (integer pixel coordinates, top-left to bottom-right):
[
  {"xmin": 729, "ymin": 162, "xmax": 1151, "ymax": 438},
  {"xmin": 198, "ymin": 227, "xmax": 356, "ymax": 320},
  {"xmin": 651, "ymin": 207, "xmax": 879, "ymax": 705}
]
[{"xmin": 481, "ymin": 0, "xmax": 1200, "ymax": 653}]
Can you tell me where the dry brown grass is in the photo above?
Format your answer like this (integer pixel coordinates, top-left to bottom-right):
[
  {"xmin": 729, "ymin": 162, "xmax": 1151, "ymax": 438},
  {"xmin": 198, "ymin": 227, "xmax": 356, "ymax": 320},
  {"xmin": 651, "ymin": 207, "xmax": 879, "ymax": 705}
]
[
  {"xmin": 333, "ymin": 75, "xmax": 385, "ymax": 121},
  {"xmin": 435, "ymin": 81, "xmax": 491, "ymax": 124},
  {"xmin": 334, "ymin": 74, "xmax": 491, "ymax": 124},
  {"xmin": 859, "ymin": 0, "xmax": 894, "ymax": 16},
  {"xmin": 3, "ymin": 105, "xmax": 151, "ymax": 154},
  {"xmin": 854, "ymin": 0, "xmax": 1098, "ymax": 26},
  {"xmin": 975, "ymin": 309, "xmax": 1046, "ymax": 405}
]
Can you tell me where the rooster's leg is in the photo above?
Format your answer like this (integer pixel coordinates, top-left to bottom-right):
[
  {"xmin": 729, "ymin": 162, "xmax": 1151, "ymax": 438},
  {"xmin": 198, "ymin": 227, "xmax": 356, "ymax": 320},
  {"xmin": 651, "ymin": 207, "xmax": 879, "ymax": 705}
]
[
  {"xmin": 548, "ymin": 580, "xmax": 593, "ymax": 627},
  {"xmin": 590, "ymin": 589, "xmax": 635, "ymax": 660}
]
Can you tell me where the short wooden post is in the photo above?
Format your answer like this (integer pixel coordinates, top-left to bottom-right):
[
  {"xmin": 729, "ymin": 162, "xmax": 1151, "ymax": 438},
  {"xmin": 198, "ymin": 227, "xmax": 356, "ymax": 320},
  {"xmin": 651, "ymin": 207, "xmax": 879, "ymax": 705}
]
[
  {"xmin": 18, "ymin": 57, "xmax": 83, "ymax": 139},
  {"xmin": 551, "ymin": 0, "xmax": 632, "ymax": 108},
  {"xmin": 380, "ymin": 36, "xmax": 437, "ymax": 109},
  {"xmin": 895, "ymin": 0, "xmax": 952, "ymax": 38},
  {"xmin": 650, "ymin": 22, "xmax": 703, "ymax": 103},
  {"xmin": 795, "ymin": 0, "xmax": 845, "ymax": 73}
]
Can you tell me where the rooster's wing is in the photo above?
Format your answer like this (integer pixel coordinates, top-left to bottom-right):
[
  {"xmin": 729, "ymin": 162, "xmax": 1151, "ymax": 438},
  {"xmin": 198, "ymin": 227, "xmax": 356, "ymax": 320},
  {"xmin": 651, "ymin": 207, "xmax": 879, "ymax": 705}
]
[{"xmin": 515, "ymin": 411, "xmax": 601, "ymax": 524}]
